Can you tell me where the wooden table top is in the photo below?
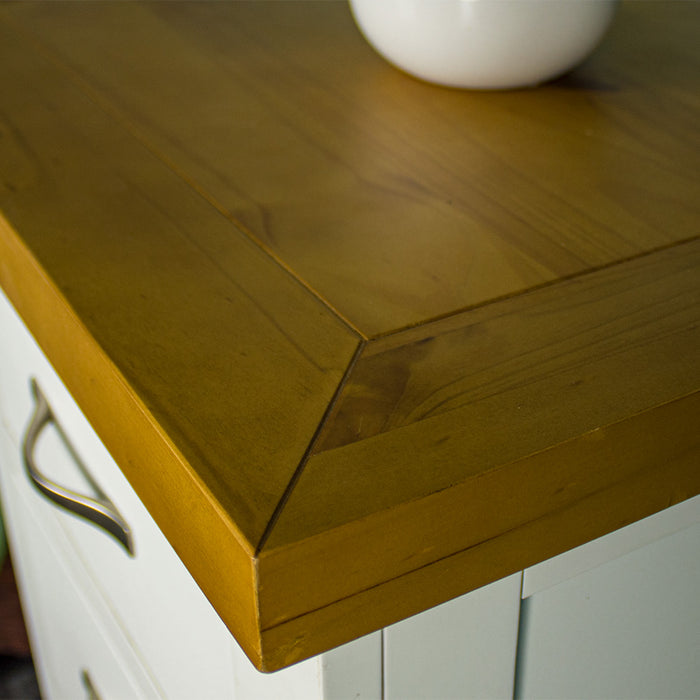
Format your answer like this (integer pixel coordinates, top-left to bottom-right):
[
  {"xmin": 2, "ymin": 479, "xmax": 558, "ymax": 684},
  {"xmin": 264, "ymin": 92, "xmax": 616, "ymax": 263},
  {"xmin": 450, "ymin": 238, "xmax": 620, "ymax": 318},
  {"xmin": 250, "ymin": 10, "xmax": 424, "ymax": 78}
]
[{"xmin": 0, "ymin": 0, "xmax": 698, "ymax": 671}]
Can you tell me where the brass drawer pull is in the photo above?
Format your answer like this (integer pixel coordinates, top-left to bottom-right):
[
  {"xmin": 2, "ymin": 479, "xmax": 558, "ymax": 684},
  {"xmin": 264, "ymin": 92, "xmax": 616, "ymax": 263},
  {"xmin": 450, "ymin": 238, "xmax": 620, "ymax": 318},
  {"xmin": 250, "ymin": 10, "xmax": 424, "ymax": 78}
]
[{"xmin": 22, "ymin": 378, "xmax": 134, "ymax": 555}]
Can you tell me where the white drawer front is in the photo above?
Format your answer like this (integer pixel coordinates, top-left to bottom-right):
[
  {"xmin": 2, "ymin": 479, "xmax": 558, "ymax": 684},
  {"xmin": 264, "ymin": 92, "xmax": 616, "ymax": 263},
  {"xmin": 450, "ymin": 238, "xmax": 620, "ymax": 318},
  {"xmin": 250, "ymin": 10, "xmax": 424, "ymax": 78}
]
[
  {"xmin": 0, "ymin": 288, "xmax": 39, "ymax": 446},
  {"xmin": 0, "ymin": 426, "xmax": 161, "ymax": 700},
  {"xmin": 0, "ymin": 288, "xmax": 236, "ymax": 700}
]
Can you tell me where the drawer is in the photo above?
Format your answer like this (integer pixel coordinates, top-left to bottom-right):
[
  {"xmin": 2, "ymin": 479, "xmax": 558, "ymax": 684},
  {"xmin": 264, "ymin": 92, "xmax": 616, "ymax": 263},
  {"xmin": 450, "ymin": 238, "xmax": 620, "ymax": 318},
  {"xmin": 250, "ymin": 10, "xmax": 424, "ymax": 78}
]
[
  {"xmin": 0, "ymin": 428, "xmax": 161, "ymax": 700},
  {"xmin": 0, "ymin": 289, "xmax": 236, "ymax": 699}
]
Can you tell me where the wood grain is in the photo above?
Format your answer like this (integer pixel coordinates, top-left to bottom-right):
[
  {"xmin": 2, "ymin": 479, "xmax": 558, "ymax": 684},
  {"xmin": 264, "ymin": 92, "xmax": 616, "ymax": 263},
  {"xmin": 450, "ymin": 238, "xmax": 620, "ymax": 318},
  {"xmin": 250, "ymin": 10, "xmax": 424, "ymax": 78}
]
[
  {"xmin": 5, "ymin": 1, "xmax": 699, "ymax": 336},
  {"xmin": 0, "ymin": 212, "xmax": 268, "ymax": 661},
  {"xmin": 258, "ymin": 392, "xmax": 700, "ymax": 668},
  {"xmin": 259, "ymin": 239, "xmax": 700, "ymax": 627},
  {"xmin": 0, "ymin": 0, "xmax": 698, "ymax": 673},
  {"xmin": 0, "ymin": 15, "xmax": 358, "ymax": 668},
  {"xmin": 0, "ymin": 15, "xmax": 359, "ymax": 546},
  {"xmin": 314, "ymin": 239, "xmax": 700, "ymax": 454}
]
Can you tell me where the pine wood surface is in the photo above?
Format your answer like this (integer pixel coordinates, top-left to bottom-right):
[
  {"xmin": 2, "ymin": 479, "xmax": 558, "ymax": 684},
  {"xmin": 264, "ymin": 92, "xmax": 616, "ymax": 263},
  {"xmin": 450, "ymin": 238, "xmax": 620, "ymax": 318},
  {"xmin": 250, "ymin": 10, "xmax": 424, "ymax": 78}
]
[
  {"xmin": 0, "ymin": 0, "xmax": 698, "ymax": 671},
  {"xmin": 4, "ymin": 0, "xmax": 699, "ymax": 337}
]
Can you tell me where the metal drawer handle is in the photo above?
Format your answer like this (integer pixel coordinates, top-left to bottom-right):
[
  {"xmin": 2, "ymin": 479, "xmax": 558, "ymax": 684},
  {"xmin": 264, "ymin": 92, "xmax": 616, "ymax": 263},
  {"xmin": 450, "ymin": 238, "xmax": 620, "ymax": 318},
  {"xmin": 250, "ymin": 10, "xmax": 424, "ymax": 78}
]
[
  {"xmin": 81, "ymin": 669, "xmax": 103, "ymax": 700},
  {"xmin": 22, "ymin": 378, "xmax": 134, "ymax": 555}
]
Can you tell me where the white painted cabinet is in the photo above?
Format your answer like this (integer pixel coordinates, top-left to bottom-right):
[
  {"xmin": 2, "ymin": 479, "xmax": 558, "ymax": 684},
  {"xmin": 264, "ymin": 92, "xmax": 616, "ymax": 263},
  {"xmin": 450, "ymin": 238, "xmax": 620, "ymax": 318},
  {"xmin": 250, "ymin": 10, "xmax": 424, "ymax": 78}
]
[
  {"xmin": 1, "ymin": 285, "xmax": 698, "ymax": 699},
  {"xmin": 384, "ymin": 573, "xmax": 522, "ymax": 700},
  {"xmin": 516, "ymin": 522, "xmax": 700, "ymax": 700},
  {"xmin": 0, "ymin": 427, "xmax": 161, "ymax": 699}
]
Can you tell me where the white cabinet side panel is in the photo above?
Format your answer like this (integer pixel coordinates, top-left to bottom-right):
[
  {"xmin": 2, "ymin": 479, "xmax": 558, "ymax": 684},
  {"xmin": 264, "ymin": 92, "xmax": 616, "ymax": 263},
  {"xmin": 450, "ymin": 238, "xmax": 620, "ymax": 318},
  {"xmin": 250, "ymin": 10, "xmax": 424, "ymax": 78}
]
[
  {"xmin": 384, "ymin": 572, "xmax": 523, "ymax": 700},
  {"xmin": 231, "ymin": 639, "xmax": 323, "ymax": 700},
  {"xmin": 515, "ymin": 523, "xmax": 700, "ymax": 700},
  {"xmin": 321, "ymin": 631, "xmax": 382, "ymax": 700}
]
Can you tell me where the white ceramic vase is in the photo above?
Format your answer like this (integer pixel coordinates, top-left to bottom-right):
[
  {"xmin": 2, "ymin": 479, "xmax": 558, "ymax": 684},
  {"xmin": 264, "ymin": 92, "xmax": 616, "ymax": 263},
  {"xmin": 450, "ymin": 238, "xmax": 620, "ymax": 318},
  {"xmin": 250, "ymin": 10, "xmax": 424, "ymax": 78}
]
[{"xmin": 349, "ymin": 0, "xmax": 618, "ymax": 89}]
